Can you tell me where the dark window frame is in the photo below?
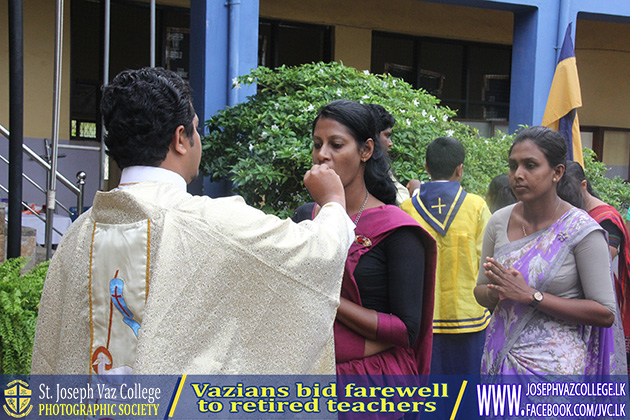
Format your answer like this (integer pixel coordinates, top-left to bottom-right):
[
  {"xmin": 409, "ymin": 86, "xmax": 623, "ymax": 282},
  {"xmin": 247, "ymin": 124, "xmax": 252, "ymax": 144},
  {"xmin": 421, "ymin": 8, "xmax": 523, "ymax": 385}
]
[
  {"xmin": 259, "ymin": 18, "xmax": 333, "ymax": 69},
  {"xmin": 581, "ymin": 126, "xmax": 630, "ymax": 180},
  {"xmin": 372, "ymin": 31, "xmax": 512, "ymax": 121},
  {"xmin": 70, "ymin": 0, "xmax": 189, "ymax": 141}
]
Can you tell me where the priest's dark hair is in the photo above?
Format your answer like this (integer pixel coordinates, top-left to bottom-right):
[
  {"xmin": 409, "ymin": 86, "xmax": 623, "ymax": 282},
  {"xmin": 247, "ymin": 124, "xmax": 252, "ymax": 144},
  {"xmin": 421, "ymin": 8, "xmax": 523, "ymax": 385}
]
[
  {"xmin": 312, "ymin": 99, "xmax": 397, "ymax": 205},
  {"xmin": 100, "ymin": 67, "xmax": 195, "ymax": 169},
  {"xmin": 426, "ymin": 136, "xmax": 466, "ymax": 180}
]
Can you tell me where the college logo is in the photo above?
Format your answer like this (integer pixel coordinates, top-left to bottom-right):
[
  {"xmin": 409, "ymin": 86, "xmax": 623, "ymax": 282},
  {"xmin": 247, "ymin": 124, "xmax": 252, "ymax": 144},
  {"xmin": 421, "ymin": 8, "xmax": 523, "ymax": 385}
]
[{"xmin": 3, "ymin": 379, "xmax": 33, "ymax": 418}]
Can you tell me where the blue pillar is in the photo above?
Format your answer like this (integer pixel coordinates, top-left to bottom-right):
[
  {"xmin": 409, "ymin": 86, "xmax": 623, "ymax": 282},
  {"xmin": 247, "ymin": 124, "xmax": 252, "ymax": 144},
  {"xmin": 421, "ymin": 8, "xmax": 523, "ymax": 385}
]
[
  {"xmin": 508, "ymin": 4, "xmax": 560, "ymax": 133},
  {"xmin": 189, "ymin": 0, "xmax": 259, "ymax": 122},
  {"xmin": 189, "ymin": 0, "xmax": 259, "ymax": 195}
]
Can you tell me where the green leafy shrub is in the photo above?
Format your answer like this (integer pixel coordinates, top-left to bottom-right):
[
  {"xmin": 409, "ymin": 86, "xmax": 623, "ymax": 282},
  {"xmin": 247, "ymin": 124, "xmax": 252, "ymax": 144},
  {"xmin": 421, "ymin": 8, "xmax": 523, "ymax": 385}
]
[
  {"xmin": 201, "ymin": 61, "xmax": 630, "ymax": 217},
  {"xmin": 584, "ymin": 148, "xmax": 630, "ymax": 214},
  {"xmin": 0, "ymin": 258, "xmax": 48, "ymax": 374},
  {"xmin": 202, "ymin": 62, "xmax": 510, "ymax": 217}
]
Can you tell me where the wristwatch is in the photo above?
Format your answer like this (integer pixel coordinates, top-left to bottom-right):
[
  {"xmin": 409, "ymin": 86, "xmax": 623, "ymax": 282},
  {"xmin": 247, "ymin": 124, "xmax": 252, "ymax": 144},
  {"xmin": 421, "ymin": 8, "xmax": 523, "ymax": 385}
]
[{"xmin": 529, "ymin": 290, "xmax": 544, "ymax": 308}]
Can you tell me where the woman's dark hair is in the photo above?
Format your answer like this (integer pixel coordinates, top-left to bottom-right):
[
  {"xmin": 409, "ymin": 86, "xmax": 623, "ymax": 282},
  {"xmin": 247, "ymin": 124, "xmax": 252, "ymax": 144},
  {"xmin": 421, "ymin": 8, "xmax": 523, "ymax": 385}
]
[
  {"xmin": 312, "ymin": 100, "xmax": 397, "ymax": 205},
  {"xmin": 509, "ymin": 126, "xmax": 582, "ymax": 208},
  {"xmin": 365, "ymin": 103, "xmax": 396, "ymax": 132},
  {"xmin": 486, "ymin": 174, "xmax": 517, "ymax": 213},
  {"xmin": 559, "ymin": 161, "xmax": 602, "ymax": 210},
  {"xmin": 101, "ymin": 67, "xmax": 195, "ymax": 169},
  {"xmin": 564, "ymin": 161, "xmax": 599, "ymax": 198}
]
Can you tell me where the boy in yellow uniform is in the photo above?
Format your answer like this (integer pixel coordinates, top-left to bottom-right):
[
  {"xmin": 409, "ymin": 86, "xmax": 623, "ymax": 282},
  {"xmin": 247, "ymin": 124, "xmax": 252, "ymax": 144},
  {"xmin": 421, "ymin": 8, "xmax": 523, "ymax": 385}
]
[{"xmin": 401, "ymin": 136, "xmax": 491, "ymax": 374}]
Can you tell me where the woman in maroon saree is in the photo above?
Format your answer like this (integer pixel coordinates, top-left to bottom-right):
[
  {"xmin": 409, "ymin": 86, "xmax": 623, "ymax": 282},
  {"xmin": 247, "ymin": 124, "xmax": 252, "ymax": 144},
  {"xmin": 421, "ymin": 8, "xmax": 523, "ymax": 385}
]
[
  {"xmin": 292, "ymin": 100, "xmax": 436, "ymax": 380},
  {"xmin": 564, "ymin": 161, "xmax": 630, "ymax": 374}
]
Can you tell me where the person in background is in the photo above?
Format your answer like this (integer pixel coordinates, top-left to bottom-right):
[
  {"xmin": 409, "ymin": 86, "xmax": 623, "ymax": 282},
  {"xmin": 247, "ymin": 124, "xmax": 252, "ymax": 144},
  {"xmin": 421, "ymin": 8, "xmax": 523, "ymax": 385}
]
[
  {"xmin": 486, "ymin": 173, "xmax": 517, "ymax": 213},
  {"xmin": 474, "ymin": 126, "xmax": 626, "ymax": 376},
  {"xmin": 365, "ymin": 104, "xmax": 410, "ymax": 205},
  {"xmin": 31, "ymin": 67, "xmax": 356, "ymax": 375},
  {"xmin": 563, "ymin": 160, "xmax": 630, "ymax": 374},
  {"xmin": 401, "ymin": 136, "xmax": 491, "ymax": 375},
  {"xmin": 293, "ymin": 99, "xmax": 437, "ymax": 380}
]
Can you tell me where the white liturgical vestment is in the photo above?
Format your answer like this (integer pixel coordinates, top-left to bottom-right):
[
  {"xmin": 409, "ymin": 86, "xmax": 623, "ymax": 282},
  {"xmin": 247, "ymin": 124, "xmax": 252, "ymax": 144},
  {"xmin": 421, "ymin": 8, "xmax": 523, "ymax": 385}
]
[{"xmin": 31, "ymin": 167, "xmax": 354, "ymax": 375}]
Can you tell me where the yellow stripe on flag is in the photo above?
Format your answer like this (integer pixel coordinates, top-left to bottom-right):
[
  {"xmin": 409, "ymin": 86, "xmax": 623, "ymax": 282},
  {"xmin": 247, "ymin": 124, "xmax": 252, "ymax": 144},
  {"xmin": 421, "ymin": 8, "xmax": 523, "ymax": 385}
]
[{"xmin": 542, "ymin": 57, "xmax": 582, "ymax": 125}]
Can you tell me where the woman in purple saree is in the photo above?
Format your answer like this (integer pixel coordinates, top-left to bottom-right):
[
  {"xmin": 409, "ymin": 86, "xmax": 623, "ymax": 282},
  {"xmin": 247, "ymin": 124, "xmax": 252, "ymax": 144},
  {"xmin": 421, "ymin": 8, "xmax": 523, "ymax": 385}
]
[{"xmin": 474, "ymin": 126, "xmax": 626, "ymax": 377}]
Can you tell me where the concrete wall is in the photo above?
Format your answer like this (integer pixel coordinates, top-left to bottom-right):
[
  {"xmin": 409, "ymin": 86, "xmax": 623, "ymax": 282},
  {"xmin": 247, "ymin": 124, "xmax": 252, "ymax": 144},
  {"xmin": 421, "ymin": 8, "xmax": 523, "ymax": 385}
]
[
  {"xmin": 259, "ymin": 0, "xmax": 630, "ymax": 132},
  {"xmin": 1, "ymin": 0, "xmax": 71, "ymax": 140},
  {"xmin": 260, "ymin": 0, "xmax": 513, "ymax": 74},
  {"xmin": 2, "ymin": 0, "xmax": 630, "ymax": 212},
  {"xmin": 577, "ymin": 19, "xmax": 630, "ymax": 129},
  {"xmin": 1, "ymin": 0, "xmax": 189, "ymax": 209}
]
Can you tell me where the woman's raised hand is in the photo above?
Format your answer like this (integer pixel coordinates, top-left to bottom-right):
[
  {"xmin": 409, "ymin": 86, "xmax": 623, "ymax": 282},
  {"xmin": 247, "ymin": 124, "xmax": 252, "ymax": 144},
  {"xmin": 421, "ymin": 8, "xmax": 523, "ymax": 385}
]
[{"xmin": 483, "ymin": 257, "xmax": 534, "ymax": 305}]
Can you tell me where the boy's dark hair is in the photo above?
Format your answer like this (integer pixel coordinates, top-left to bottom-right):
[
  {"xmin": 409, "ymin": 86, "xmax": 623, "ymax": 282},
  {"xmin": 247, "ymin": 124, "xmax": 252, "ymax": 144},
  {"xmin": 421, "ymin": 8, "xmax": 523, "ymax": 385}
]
[
  {"xmin": 100, "ymin": 67, "xmax": 195, "ymax": 169},
  {"xmin": 426, "ymin": 137, "xmax": 466, "ymax": 180},
  {"xmin": 365, "ymin": 103, "xmax": 396, "ymax": 133}
]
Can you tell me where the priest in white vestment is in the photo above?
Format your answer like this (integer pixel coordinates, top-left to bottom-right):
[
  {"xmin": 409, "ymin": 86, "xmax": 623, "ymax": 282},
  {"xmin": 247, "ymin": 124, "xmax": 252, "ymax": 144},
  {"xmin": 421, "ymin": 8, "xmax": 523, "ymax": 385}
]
[{"xmin": 31, "ymin": 67, "xmax": 354, "ymax": 375}]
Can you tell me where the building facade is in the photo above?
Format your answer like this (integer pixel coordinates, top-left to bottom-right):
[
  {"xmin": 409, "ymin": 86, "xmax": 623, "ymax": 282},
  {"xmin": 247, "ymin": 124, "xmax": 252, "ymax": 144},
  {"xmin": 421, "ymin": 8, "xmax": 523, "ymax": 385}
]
[{"xmin": 1, "ymin": 0, "xmax": 630, "ymax": 208}]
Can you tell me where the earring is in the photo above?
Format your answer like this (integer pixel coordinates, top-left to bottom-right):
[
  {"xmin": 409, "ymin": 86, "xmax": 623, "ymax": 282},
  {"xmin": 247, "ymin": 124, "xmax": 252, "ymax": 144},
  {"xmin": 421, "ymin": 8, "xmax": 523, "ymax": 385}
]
[{"xmin": 553, "ymin": 178, "xmax": 557, "ymax": 182}]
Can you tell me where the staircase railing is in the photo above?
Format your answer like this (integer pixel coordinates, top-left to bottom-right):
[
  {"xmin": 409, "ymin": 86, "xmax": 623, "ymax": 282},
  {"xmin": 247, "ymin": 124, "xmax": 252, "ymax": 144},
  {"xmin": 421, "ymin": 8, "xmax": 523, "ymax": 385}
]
[{"xmin": 0, "ymin": 122, "xmax": 86, "ymax": 254}]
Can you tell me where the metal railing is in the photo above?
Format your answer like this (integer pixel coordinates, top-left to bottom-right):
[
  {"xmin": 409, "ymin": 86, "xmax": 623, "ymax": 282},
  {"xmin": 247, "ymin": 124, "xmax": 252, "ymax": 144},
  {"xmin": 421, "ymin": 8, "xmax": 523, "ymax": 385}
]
[{"xmin": 0, "ymin": 122, "xmax": 86, "ymax": 253}]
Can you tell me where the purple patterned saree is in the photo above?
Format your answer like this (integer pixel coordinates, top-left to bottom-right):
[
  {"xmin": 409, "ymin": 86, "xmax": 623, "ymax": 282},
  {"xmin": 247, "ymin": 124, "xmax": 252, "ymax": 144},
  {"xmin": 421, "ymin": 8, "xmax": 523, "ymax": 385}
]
[{"xmin": 482, "ymin": 208, "xmax": 627, "ymax": 377}]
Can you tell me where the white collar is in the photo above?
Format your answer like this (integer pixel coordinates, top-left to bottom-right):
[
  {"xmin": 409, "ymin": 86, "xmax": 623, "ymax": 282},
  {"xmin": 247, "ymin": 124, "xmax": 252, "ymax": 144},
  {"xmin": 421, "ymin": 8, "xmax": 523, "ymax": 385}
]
[{"xmin": 118, "ymin": 166, "xmax": 187, "ymax": 191}]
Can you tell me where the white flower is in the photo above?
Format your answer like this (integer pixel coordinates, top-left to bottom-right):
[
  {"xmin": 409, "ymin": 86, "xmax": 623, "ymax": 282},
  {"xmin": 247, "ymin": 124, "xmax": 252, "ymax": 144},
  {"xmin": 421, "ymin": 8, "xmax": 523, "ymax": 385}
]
[
  {"xmin": 446, "ymin": 130, "xmax": 454, "ymax": 136},
  {"xmin": 362, "ymin": 95, "xmax": 369, "ymax": 99},
  {"xmin": 232, "ymin": 77, "xmax": 241, "ymax": 89},
  {"xmin": 271, "ymin": 124, "xmax": 279, "ymax": 131},
  {"xmin": 400, "ymin": 109, "xmax": 406, "ymax": 114},
  {"xmin": 422, "ymin": 110, "xmax": 427, "ymax": 117},
  {"xmin": 261, "ymin": 131, "xmax": 268, "ymax": 138},
  {"xmin": 382, "ymin": 82, "xmax": 388, "ymax": 88},
  {"xmin": 363, "ymin": 70, "xmax": 370, "ymax": 75},
  {"xmin": 247, "ymin": 76, "xmax": 254, "ymax": 83},
  {"xmin": 484, "ymin": 139, "xmax": 490, "ymax": 144},
  {"xmin": 406, "ymin": 118, "xmax": 411, "ymax": 126},
  {"xmin": 429, "ymin": 115, "xmax": 436, "ymax": 122},
  {"xmin": 306, "ymin": 104, "xmax": 315, "ymax": 112},
  {"xmin": 442, "ymin": 114, "xmax": 448, "ymax": 122},
  {"xmin": 272, "ymin": 151, "xmax": 276, "ymax": 159},
  {"xmin": 336, "ymin": 88, "xmax": 342, "ymax": 96},
  {"xmin": 392, "ymin": 79, "xmax": 397, "ymax": 86},
  {"xmin": 248, "ymin": 143, "xmax": 254, "ymax": 152},
  {"xmin": 274, "ymin": 102, "xmax": 280, "ymax": 109},
  {"xmin": 413, "ymin": 99, "xmax": 419, "ymax": 107}
]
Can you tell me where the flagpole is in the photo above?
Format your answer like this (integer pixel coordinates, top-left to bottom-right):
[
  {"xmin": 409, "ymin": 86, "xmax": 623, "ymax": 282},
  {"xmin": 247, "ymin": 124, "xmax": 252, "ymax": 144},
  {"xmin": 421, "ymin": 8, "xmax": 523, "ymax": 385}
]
[{"xmin": 556, "ymin": 0, "xmax": 571, "ymax": 61}]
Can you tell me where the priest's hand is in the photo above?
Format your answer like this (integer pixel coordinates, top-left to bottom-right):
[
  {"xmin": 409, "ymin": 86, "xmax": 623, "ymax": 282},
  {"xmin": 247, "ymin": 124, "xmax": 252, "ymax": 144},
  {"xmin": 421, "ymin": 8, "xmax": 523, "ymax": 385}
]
[{"xmin": 305, "ymin": 164, "xmax": 346, "ymax": 209}]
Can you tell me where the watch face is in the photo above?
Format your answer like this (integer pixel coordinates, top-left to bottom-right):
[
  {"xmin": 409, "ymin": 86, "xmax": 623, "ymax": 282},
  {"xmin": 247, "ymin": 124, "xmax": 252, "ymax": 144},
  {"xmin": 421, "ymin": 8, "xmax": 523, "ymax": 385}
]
[{"xmin": 533, "ymin": 291, "xmax": 543, "ymax": 302}]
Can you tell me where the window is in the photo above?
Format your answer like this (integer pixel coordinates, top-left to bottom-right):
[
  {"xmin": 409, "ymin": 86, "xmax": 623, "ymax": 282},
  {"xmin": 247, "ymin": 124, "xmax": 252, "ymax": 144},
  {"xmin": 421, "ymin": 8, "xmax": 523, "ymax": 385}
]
[
  {"xmin": 582, "ymin": 126, "xmax": 630, "ymax": 180},
  {"xmin": 259, "ymin": 19, "xmax": 332, "ymax": 68},
  {"xmin": 70, "ymin": 0, "xmax": 189, "ymax": 140},
  {"xmin": 371, "ymin": 32, "xmax": 512, "ymax": 121}
]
